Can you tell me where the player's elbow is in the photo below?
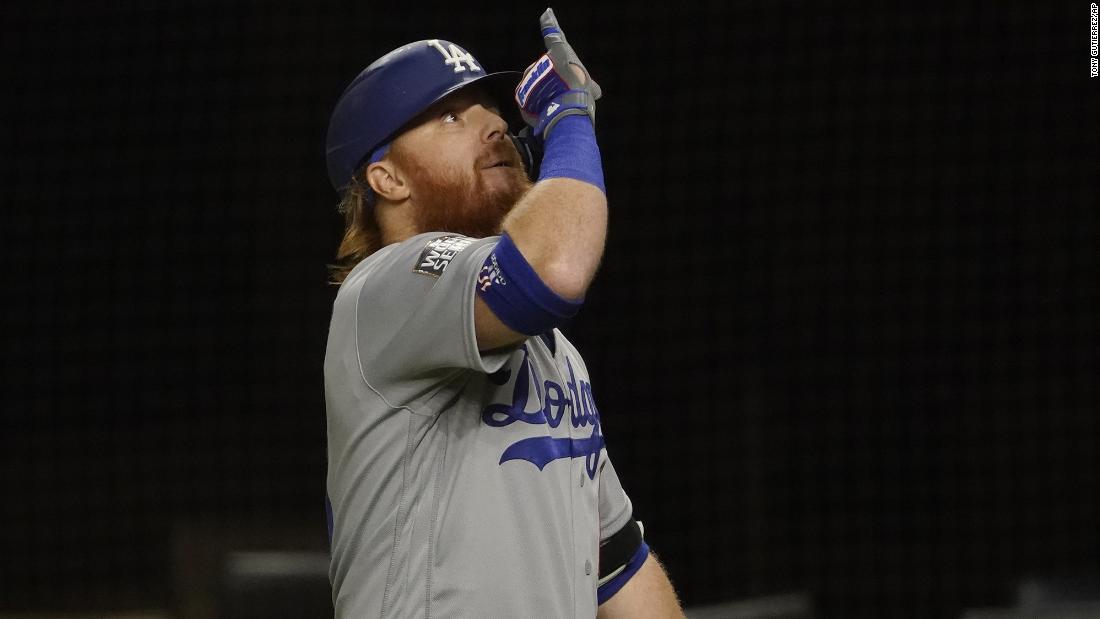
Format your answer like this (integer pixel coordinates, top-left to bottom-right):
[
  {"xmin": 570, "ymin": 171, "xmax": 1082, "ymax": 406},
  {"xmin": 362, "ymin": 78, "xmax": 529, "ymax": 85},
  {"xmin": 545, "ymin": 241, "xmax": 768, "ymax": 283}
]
[
  {"xmin": 537, "ymin": 232, "xmax": 605, "ymax": 302},
  {"xmin": 541, "ymin": 261, "xmax": 590, "ymax": 302}
]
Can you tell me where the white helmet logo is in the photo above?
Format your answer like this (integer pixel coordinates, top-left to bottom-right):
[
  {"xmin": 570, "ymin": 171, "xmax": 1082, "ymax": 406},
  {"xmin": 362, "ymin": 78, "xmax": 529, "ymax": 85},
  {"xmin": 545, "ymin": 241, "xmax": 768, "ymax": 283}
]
[{"xmin": 427, "ymin": 40, "xmax": 481, "ymax": 73}]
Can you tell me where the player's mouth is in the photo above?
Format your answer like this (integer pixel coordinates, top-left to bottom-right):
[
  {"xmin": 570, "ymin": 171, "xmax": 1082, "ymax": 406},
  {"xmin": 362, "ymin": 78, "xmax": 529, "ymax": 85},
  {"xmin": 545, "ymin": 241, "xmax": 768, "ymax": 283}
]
[{"xmin": 479, "ymin": 141, "xmax": 523, "ymax": 172}]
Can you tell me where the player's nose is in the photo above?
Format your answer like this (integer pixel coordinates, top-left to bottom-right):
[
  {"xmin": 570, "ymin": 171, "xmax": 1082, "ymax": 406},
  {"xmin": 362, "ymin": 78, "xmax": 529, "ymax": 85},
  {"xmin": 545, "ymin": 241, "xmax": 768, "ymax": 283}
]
[{"xmin": 475, "ymin": 105, "xmax": 508, "ymax": 143}]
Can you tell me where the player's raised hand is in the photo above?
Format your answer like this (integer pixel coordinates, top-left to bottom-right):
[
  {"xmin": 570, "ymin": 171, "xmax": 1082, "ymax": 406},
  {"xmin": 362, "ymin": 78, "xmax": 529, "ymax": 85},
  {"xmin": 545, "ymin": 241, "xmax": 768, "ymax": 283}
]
[{"xmin": 514, "ymin": 8, "xmax": 602, "ymax": 140}]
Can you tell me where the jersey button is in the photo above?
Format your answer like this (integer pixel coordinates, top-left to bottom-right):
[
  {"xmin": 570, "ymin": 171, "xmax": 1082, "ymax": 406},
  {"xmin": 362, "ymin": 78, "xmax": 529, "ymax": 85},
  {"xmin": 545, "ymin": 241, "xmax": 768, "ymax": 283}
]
[
  {"xmin": 580, "ymin": 473, "xmax": 585, "ymax": 487},
  {"xmin": 585, "ymin": 559, "xmax": 592, "ymax": 575}
]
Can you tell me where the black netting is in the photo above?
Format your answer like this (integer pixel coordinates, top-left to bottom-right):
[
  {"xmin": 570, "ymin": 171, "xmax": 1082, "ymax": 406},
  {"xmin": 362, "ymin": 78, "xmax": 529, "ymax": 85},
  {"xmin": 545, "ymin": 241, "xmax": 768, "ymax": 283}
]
[{"xmin": 2, "ymin": 2, "xmax": 1096, "ymax": 618}]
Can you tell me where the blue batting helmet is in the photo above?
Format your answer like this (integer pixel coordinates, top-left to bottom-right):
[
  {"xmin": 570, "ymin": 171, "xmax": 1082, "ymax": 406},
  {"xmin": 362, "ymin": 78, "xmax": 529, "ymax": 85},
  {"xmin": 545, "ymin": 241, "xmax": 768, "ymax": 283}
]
[{"xmin": 325, "ymin": 39, "xmax": 521, "ymax": 191}]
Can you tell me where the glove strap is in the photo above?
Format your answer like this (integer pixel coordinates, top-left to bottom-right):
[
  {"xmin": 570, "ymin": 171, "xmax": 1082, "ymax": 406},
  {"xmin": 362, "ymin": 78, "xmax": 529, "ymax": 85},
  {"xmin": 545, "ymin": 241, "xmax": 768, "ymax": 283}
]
[{"xmin": 536, "ymin": 89, "xmax": 596, "ymax": 139}]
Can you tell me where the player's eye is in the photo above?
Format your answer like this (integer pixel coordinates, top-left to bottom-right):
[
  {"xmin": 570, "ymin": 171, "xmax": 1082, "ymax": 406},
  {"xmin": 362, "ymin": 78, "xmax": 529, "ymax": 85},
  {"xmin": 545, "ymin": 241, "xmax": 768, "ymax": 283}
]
[{"xmin": 441, "ymin": 111, "xmax": 459, "ymax": 123}]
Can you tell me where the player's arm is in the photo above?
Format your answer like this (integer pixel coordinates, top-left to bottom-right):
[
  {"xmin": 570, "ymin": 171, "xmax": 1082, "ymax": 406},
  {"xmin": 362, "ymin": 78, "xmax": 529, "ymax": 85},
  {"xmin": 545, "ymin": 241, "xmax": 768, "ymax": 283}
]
[
  {"xmin": 475, "ymin": 8, "xmax": 608, "ymax": 352},
  {"xmin": 595, "ymin": 518, "xmax": 686, "ymax": 618},
  {"xmin": 474, "ymin": 177, "xmax": 606, "ymax": 351},
  {"xmin": 597, "ymin": 551, "xmax": 686, "ymax": 619}
]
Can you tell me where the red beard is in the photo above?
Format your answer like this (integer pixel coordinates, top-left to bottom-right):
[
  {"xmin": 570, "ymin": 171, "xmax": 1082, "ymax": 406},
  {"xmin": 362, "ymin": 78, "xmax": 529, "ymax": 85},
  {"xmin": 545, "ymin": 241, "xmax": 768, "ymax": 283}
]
[{"xmin": 393, "ymin": 139, "xmax": 533, "ymax": 239}]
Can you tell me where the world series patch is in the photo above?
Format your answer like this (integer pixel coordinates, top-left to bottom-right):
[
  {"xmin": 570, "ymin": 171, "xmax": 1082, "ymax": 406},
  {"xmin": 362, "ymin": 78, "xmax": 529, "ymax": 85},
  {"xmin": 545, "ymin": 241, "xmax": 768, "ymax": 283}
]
[{"xmin": 413, "ymin": 235, "xmax": 475, "ymax": 277}]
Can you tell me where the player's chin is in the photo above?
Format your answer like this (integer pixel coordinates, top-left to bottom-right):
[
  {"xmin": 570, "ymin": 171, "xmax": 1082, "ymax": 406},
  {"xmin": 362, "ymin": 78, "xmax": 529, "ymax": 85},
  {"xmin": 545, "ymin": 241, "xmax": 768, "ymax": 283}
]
[
  {"xmin": 480, "ymin": 163, "xmax": 522, "ymax": 183},
  {"xmin": 480, "ymin": 166, "xmax": 531, "ymax": 199}
]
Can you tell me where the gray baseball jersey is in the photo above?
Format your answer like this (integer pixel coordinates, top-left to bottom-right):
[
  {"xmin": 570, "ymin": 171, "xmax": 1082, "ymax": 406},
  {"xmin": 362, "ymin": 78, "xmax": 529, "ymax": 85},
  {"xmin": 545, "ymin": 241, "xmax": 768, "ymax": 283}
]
[{"xmin": 324, "ymin": 231, "xmax": 636, "ymax": 618}]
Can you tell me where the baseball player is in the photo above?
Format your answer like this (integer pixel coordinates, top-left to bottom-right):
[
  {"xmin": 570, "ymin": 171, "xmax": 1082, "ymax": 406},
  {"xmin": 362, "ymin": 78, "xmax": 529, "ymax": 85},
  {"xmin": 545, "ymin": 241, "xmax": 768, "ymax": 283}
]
[{"xmin": 323, "ymin": 9, "xmax": 684, "ymax": 618}]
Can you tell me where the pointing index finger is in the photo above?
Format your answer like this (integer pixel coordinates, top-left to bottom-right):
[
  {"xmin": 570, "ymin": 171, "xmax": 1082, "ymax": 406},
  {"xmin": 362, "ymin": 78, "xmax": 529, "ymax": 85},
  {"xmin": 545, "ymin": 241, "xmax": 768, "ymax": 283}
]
[{"xmin": 540, "ymin": 8, "xmax": 566, "ymax": 45}]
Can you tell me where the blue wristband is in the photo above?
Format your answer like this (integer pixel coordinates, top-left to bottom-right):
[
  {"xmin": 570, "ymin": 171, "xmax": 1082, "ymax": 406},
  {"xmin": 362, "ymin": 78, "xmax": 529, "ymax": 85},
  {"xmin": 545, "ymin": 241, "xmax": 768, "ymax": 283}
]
[{"xmin": 538, "ymin": 114, "xmax": 605, "ymax": 194}]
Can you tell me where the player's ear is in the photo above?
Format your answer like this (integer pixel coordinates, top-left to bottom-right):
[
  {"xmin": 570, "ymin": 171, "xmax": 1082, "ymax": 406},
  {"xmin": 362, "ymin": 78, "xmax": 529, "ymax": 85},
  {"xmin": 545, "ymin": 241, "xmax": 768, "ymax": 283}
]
[{"xmin": 365, "ymin": 160, "xmax": 410, "ymax": 203}]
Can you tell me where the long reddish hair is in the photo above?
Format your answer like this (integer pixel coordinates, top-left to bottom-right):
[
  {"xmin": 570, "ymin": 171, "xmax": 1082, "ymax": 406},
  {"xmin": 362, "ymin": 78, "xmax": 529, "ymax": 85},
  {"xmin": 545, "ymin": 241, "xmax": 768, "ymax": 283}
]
[{"xmin": 326, "ymin": 177, "xmax": 384, "ymax": 286}]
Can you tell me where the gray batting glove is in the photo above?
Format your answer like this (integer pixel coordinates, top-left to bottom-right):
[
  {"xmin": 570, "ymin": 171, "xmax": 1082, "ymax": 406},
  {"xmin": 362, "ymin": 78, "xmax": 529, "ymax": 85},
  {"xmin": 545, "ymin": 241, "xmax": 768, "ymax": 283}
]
[{"xmin": 514, "ymin": 8, "xmax": 603, "ymax": 139}]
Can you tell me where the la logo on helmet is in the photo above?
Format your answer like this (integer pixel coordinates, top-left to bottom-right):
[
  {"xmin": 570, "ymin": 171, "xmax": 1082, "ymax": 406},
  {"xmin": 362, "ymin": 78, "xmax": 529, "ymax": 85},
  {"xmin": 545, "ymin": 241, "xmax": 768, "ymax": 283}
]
[{"xmin": 427, "ymin": 39, "xmax": 481, "ymax": 73}]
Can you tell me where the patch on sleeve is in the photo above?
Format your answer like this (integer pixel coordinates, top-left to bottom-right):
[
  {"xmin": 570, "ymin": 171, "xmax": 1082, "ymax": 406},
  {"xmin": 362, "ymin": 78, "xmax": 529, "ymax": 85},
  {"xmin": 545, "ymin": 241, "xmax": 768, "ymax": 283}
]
[{"xmin": 412, "ymin": 235, "xmax": 475, "ymax": 278}]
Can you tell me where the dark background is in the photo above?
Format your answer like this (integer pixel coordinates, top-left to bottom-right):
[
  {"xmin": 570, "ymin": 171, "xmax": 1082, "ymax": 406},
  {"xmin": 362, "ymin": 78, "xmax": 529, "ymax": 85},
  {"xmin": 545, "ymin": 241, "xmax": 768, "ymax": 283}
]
[{"xmin": 3, "ymin": 2, "xmax": 1097, "ymax": 618}]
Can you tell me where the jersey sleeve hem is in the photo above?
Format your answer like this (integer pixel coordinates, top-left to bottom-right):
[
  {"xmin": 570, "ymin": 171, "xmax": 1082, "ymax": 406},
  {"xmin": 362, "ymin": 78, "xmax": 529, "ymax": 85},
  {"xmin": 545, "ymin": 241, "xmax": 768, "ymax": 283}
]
[
  {"xmin": 596, "ymin": 540, "xmax": 650, "ymax": 605},
  {"xmin": 461, "ymin": 242, "xmax": 519, "ymax": 375}
]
